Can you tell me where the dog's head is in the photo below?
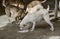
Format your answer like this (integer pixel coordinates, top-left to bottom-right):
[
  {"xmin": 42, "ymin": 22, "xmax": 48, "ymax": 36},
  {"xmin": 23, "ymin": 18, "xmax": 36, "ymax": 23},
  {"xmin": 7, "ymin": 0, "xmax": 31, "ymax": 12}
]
[{"xmin": 19, "ymin": 22, "xmax": 33, "ymax": 31}]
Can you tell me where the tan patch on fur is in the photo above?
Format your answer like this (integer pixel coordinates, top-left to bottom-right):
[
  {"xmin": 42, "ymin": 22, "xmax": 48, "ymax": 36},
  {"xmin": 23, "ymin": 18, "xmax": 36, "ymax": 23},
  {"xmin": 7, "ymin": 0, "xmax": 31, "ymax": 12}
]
[{"xmin": 26, "ymin": 1, "xmax": 41, "ymax": 12}]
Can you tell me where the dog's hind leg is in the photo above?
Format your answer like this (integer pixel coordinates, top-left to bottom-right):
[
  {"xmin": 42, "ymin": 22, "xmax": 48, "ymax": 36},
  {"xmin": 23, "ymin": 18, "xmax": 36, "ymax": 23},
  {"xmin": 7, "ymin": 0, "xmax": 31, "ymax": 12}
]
[
  {"xmin": 43, "ymin": 13, "xmax": 54, "ymax": 31},
  {"xmin": 30, "ymin": 22, "xmax": 36, "ymax": 31}
]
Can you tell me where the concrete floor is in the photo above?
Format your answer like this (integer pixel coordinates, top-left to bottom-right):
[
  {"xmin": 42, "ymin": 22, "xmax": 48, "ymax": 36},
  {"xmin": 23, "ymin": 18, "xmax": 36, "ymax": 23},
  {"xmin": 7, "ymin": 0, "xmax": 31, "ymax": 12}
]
[{"xmin": 0, "ymin": 20, "xmax": 60, "ymax": 39}]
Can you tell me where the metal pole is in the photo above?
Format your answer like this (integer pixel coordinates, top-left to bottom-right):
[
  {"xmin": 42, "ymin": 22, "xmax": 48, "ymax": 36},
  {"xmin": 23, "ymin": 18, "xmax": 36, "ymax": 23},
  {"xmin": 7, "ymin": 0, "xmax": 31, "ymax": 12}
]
[{"xmin": 54, "ymin": 0, "xmax": 58, "ymax": 19}]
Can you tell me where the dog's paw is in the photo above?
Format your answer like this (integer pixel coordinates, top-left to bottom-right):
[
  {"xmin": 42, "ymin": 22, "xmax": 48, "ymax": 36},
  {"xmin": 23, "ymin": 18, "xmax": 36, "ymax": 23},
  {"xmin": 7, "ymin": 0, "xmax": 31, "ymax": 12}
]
[
  {"xmin": 50, "ymin": 27, "xmax": 54, "ymax": 31},
  {"xmin": 30, "ymin": 27, "xmax": 35, "ymax": 32}
]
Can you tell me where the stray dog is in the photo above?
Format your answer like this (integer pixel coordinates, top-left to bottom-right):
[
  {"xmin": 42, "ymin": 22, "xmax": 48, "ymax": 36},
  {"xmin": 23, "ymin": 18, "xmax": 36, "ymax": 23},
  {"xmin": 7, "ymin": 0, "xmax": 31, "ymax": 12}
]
[
  {"xmin": 18, "ymin": 4, "xmax": 54, "ymax": 33},
  {"xmin": 5, "ymin": 5, "xmax": 25, "ymax": 24}
]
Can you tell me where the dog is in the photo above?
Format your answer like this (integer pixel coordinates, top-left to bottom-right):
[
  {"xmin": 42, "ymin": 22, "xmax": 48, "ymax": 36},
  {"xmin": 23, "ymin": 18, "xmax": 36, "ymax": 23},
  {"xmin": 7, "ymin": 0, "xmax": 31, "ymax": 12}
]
[
  {"xmin": 2, "ymin": 0, "xmax": 27, "ymax": 24},
  {"xmin": 18, "ymin": 4, "xmax": 54, "ymax": 33},
  {"xmin": 5, "ymin": 5, "xmax": 25, "ymax": 24}
]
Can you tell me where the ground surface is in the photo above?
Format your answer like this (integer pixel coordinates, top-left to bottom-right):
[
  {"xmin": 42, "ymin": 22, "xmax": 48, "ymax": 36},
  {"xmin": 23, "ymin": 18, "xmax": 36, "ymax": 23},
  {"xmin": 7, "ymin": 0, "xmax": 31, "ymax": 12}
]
[{"xmin": 0, "ymin": 19, "xmax": 60, "ymax": 39}]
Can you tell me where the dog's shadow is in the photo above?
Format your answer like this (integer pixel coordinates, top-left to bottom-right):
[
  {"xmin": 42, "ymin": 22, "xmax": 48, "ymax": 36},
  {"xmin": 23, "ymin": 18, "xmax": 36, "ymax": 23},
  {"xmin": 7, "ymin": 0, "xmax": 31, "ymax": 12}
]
[{"xmin": 35, "ymin": 21, "xmax": 51, "ymax": 30}]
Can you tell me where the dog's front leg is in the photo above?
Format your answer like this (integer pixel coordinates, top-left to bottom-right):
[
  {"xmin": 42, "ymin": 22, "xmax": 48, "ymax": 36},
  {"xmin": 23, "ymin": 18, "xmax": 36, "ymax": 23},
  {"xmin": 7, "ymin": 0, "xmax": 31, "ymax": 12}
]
[
  {"xmin": 43, "ymin": 13, "xmax": 54, "ymax": 31},
  {"xmin": 30, "ymin": 22, "xmax": 36, "ymax": 31}
]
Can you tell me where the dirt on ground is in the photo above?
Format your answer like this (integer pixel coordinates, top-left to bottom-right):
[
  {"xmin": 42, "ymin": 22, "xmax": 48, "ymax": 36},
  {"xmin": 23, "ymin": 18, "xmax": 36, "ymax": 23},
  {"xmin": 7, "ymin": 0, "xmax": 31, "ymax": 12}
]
[{"xmin": 0, "ymin": 21, "xmax": 60, "ymax": 39}]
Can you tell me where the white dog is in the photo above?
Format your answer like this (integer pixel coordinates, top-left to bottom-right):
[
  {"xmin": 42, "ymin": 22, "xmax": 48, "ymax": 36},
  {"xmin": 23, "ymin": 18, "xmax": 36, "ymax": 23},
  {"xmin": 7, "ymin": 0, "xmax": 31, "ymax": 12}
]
[{"xmin": 18, "ymin": 4, "xmax": 54, "ymax": 33}]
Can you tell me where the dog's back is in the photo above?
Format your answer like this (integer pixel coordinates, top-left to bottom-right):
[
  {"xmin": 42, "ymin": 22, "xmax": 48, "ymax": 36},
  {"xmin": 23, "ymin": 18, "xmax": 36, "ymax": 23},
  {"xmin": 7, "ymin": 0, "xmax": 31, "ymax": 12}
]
[{"xmin": 5, "ymin": 5, "xmax": 23, "ymax": 17}]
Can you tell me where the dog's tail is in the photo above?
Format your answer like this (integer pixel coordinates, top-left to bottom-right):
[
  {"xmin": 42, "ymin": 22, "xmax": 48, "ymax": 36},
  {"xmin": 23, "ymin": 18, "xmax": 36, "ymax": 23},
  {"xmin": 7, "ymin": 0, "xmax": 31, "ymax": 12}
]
[
  {"xmin": 2, "ymin": 0, "xmax": 6, "ymax": 7},
  {"xmin": 2, "ymin": 0, "xmax": 9, "ymax": 7},
  {"xmin": 47, "ymin": 5, "xmax": 50, "ymax": 11}
]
